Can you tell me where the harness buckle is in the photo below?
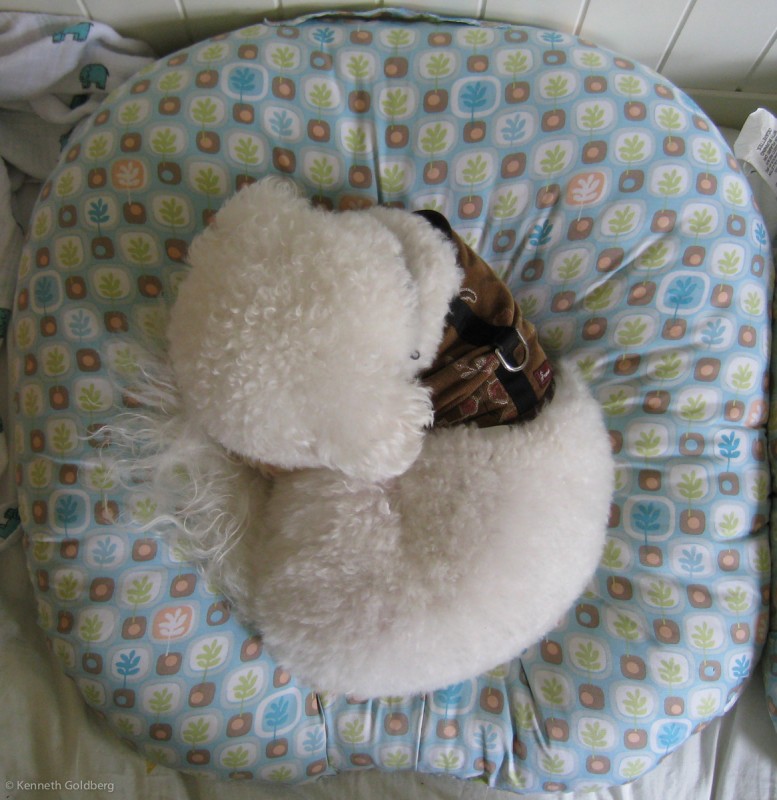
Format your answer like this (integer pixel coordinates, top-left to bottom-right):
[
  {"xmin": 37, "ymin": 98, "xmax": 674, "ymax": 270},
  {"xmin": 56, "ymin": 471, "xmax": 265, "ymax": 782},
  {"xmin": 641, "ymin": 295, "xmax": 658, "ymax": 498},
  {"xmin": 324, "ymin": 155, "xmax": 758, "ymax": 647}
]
[{"xmin": 495, "ymin": 326, "xmax": 530, "ymax": 373}]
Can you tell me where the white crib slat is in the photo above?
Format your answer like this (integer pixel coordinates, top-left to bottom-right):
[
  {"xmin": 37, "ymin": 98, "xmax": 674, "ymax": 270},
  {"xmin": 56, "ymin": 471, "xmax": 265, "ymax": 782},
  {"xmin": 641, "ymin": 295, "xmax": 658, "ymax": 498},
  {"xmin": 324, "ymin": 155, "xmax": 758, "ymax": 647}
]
[
  {"xmin": 580, "ymin": 0, "xmax": 684, "ymax": 71},
  {"xmin": 741, "ymin": 24, "xmax": 777, "ymax": 93},
  {"xmin": 661, "ymin": 0, "xmax": 777, "ymax": 91},
  {"xmin": 84, "ymin": 0, "xmax": 189, "ymax": 53},
  {"xmin": 484, "ymin": 0, "xmax": 583, "ymax": 32},
  {"xmin": 184, "ymin": 0, "xmax": 279, "ymax": 41},
  {"xmin": 385, "ymin": 0, "xmax": 480, "ymax": 15},
  {"xmin": 0, "ymin": 0, "xmax": 85, "ymax": 14}
]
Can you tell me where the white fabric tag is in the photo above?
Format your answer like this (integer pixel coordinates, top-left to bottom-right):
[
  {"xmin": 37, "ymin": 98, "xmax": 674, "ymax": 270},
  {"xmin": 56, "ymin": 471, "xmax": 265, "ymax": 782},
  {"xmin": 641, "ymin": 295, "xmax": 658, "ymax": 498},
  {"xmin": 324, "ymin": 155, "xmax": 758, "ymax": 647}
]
[{"xmin": 734, "ymin": 107, "xmax": 777, "ymax": 196}]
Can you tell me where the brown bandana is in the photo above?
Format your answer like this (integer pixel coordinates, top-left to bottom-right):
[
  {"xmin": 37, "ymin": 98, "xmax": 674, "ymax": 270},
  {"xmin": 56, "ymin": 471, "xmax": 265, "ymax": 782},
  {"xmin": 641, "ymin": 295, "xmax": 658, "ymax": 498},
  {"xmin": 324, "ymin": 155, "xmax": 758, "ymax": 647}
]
[{"xmin": 415, "ymin": 211, "xmax": 555, "ymax": 429}]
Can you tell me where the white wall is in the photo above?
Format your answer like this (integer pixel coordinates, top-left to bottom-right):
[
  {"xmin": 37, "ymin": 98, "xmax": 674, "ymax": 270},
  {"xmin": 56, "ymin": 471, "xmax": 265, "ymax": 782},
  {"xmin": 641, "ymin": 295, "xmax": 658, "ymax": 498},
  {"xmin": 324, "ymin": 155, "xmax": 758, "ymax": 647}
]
[{"xmin": 2, "ymin": 0, "xmax": 775, "ymax": 126}]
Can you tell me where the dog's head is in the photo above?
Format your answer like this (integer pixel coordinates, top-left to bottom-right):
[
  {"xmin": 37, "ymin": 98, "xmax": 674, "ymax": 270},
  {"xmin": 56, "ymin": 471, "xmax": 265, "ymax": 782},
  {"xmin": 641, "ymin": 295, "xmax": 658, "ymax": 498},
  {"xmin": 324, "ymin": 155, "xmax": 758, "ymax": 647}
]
[{"xmin": 167, "ymin": 178, "xmax": 462, "ymax": 482}]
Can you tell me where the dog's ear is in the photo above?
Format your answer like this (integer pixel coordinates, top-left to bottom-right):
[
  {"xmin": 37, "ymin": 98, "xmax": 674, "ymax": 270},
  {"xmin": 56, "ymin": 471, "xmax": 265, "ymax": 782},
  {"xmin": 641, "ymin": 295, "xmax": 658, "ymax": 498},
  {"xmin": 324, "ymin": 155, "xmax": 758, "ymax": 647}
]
[
  {"xmin": 363, "ymin": 207, "xmax": 462, "ymax": 371},
  {"xmin": 171, "ymin": 180, "xmax": 440, "ymax": 481},
  {"xmin": 413, "ymin": 209, "xmax": 453, "ymax": 239}
]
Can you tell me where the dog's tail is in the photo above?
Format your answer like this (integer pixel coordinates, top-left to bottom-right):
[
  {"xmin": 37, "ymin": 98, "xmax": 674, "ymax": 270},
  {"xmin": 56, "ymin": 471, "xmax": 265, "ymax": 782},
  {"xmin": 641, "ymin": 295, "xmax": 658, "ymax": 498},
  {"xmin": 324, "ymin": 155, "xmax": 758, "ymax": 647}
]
[{"xmin": 104, "ymin": 343, "xmax": 268, "ymax": 598}]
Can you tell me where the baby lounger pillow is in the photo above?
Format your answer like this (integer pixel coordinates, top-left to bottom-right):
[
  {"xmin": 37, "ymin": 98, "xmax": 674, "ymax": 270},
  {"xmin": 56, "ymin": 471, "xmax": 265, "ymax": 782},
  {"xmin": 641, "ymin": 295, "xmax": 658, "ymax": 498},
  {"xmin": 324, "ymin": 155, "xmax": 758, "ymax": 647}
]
[{"xmin": 9, "ymin": 10, "xmax": 772, "ymax": 792}]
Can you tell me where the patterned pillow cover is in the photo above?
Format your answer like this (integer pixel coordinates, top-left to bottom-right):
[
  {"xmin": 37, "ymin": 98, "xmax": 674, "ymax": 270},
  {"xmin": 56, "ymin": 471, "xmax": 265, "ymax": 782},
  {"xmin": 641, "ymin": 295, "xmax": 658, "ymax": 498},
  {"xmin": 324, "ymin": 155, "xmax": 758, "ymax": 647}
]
[{"xmin": 8, "ymin": 10, "xmax": 773, "ymax": 793}]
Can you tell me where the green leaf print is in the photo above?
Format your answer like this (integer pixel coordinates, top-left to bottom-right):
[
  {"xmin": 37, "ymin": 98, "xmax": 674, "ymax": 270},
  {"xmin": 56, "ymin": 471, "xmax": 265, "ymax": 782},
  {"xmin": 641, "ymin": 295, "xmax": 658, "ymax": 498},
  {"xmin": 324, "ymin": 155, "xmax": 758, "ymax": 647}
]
[
  {"xmin": 159, "ymin": 71, "xmax": 183, "ymax": 93},
  {"xmin": 182, "ymin": 718, "xmax": 210, "ymax": 746},
  {"xmin": 613, "ymin": 613, "xmax": 639, "ymax": 641},
  {"xmin": 149, "ymin": 688, "xmax": 174, "ymax": 714},
  {"xmin": 119, "ymin": 102, "xmax": 141, "ymax": 125},
  {"xmin": 151, "ymin": 128, "xmax": 179, "ymax": 156},
  {"xmin": 618, "ymin": 135, "xmax": 645, "ymax": 165},
  {"xmin": 724, "ymin": 587, "xmax": 749, "ymax": 614},
  {"xmin": 195, "ymin": 640, "xmax": 224, "ymax": 671},
  {"xmin": 658, "ymin": 106, "xmax": 682, "ymax": 133},
  {"xmin": 691, "ymin": 622, "xmax": 716, "ymax": 651},
  {"xmin": 380, "ymin": 165, "xmax": 405, "ymax": 194},
  {"xmin": 574, "ymin": 641, "xmax": 603, "ymax": 672},
  {"xmin": 539, "ymin": 144, "xmax": 567, "ymax": 178},
  {"xmin": 716, "ymin": 249, "xmax": 741, "ymax": 275},
  {"xmin": 540, "ymin": 677, "xmax": 565, "ymax": 706},
  {"xmin": 346, "ymin": 54, "xmax": 370, "ymax": 80},
  {"xmin": 653, "ymin": 353, "xmax": 682, "ymax": 380},
  {"xmin": 541, "ymin": 754, "xmax": 565, "ymax": 775},
  {"xmin": 635, "ymin": 429, "xmax": 661, "ymax": 458},
  {"xmin": 608, "ymin": 205, "xmax": 636, "ymax": 236},
  {"xmin": 192, "ymin": 98, "xmax": 218, "ymax": 125},
  {"xmin": 696, "ymin": 141, "xmax": 720, "ymax": 166},
  {"xmin": 544, "ymin": 75, "xmax": 569, "ymax": 100},
  {"xmin": 462, "ymin": 154, "xmax": 488, "ymax": 187},
  {"xmin": 581, "ymin": 103, "xmax": 605, "ymax": 132},
  {"xmin": 78, "ymin": 384, "xmax": 104, "ymax": 413},
  {"xmin": 126, "ymin": 576, "xmax": 154, "ymax": 606},
  {"xmin": 308, "ymin": 82, "xmax": 333, "ymax": 114},
  {"xmin": 271, "ymin": 46, "xmax": 296, "ymax": 71},
  {"xmin": 420, "ymin": 122, "xmax": 449, "ymax": 156},
  {"xmin": 678, "ymin": 470, "xmax": 704, "ymax": 502},
  {"xmin": 726, "ymin": 181, "xmax": 745, "ymax": 206},
  {"xmin": 80, "ymin": 613, "xmax": 104, "ymax": 642},
  {"xmin": 622, "ymin": 690, "xmax": 648, "ymax": 718},
  {"xmin": 341, "ymin": 718, "xmax": 366, "ymax": 744},
  {"xmin": 194, "ymin": 167, "xmax": 222, "ymax": 196},
  {"xmin": 658, "ymin": 658, "xmax": 681, "ymax": 686},
  {"xmin": 616, "ymin": 317, "xmax": 647, "ymax": 347},
  {"xmin": 234, "ymin": 137, "xmax": 260, "ymax": 165},
  {"xmin": 59, "ymin": 240, "xmax": 82, "ymax": 268},
  {"xmin": 504, "ymin": 50, "xmax": 529, "ymax": 80},
  {"xmin": 688, "ymin": 209, "xmax": 713, "ymax": 236},
  {"xmin": 434, "ymin": 751, "xmax": 461, "ymax": 771},
  {"xmin": 680, "ymin": 394, "xmax": 706, "ymax": 421},
  {"xmin": 88, "ymin": 134, "xmax": 110, "ymax": 160},
  {"xmin": 730, "ymin": 363, "xmax": 754, "ymax": 390},
  {"xmin": 617, "ymin": 75, "xmax": 641, "ymax": 98},
  {"xmin": 201, "ymin": 44, "xmax": 225, "ymax": 63},
  {"xmin": 97, "ymin": 271, "xmax": 124, "ymax": 300},
  {"xmin": 158, "ymin": 198, "xmax": 186, "ymax": 228},
  {"xmin": 580, "ymin": 721, "xmax": 608, "ymax": 750},
  {"xmin": 45, "ymin": 348, "xmax": 67, "ymax": 376},
  {"xmin": 464, "ymin": 28, "xmax": 489, "ymax": 52},
  {"xmin": 222, "ymin": 746, "xmax": 250, "ymax": 769},
  {"xmin": 600, "ymin": 539, "xmax": 623, "ymax": 569},
  {"xmin": 647, "ymin": 580, "xmax": 676, "ymax": 608},
  {"xmin": 344, "ymin": 127, "xmax": 368, "ymax": 154},
  {"xmin": 309, "ymin": 157, "xmax": 334, "ymax": 191},
  {"xmin": 657, "ymin": 169, "xmax": 682, "ymax": 197},
  {"xmin": 386, "ymin": 28, "xmax": 411, "ymax": 49},
  {"xmin": 382, "ymin": 88, "xmax": 408, "ymax": 120}
]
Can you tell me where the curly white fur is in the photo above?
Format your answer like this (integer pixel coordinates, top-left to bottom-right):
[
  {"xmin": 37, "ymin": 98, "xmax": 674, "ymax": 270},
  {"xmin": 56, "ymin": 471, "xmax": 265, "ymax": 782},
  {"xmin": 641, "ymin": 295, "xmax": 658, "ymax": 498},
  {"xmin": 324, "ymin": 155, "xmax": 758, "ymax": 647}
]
[
  {"xmin": 167, "ymin": 178, "xmax": 462, "ymax": 483},
  {"xmin": 114, "ymin": 354, "xmax": 613, "ymax": 696},
  {"xmin": 113, "ymin": 180, "xmax": 615, "ymax": 697},
  {"xmin": 234, "ymin": 360, "xmax": 614, "ymax": 695}
]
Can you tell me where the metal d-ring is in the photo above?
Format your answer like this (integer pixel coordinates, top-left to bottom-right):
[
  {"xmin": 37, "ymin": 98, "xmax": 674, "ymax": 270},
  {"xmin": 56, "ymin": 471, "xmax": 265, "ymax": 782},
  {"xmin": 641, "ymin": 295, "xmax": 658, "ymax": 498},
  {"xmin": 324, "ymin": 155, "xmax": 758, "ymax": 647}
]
[{"xmin": 495, "ymin": 326, "xmax": 530, "ymax": 373}]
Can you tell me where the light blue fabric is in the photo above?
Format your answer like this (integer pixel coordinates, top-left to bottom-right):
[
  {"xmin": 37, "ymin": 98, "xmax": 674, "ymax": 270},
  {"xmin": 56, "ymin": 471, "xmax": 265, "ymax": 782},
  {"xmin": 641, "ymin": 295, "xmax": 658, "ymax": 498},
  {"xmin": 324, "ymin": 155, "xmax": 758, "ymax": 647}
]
[{"xmin": 8, "ymin": 12, "xmax": 773, "ymax": 791}]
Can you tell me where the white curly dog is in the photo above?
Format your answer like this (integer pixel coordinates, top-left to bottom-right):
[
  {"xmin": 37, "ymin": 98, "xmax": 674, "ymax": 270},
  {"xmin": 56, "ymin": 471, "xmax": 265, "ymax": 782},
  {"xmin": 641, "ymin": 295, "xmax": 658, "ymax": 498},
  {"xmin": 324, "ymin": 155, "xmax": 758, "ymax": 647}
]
[{"xmin": 123, "ymin": 178, "xmax": 614, "ymax": 697}]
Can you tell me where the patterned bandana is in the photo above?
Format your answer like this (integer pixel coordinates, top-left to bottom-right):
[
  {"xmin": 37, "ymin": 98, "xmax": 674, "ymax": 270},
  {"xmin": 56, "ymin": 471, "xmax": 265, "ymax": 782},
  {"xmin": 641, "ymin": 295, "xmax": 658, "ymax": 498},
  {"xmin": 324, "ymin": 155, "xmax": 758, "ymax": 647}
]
[{"xmin": 415, "ymin": 210, "xmax": 555, "ymax": 429}]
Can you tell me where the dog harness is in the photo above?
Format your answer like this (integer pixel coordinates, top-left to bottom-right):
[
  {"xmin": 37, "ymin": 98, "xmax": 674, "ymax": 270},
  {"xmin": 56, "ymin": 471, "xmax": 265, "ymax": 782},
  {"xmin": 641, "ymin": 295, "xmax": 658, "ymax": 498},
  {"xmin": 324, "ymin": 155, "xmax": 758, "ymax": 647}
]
[{"xmin": 415, "ymin": 210, "xmax": 555, "ymax": 429}]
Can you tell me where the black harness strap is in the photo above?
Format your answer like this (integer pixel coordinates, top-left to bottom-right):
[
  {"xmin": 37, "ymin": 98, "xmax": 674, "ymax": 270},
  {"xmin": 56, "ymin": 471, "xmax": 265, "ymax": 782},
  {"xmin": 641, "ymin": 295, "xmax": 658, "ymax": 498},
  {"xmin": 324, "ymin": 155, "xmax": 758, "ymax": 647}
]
[{"xmin": 446, "ymin": 297, "xmax": 540, "ymax": 418}]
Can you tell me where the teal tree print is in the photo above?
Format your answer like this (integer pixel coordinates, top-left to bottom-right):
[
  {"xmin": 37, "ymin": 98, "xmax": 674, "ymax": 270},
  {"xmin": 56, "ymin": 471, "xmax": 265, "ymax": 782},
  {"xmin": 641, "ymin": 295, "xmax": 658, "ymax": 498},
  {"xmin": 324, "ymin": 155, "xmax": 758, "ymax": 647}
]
[
  {"xmin": 115, "ymin": 650, "xmax": 141, "ymax": 689},
  {"xmin": 229, "ymin": 67, "xmax": 256, "ymax": 102},
  {"xmin": 460, "ymin": 81, "xmax": 488, "ymax": 123}
]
